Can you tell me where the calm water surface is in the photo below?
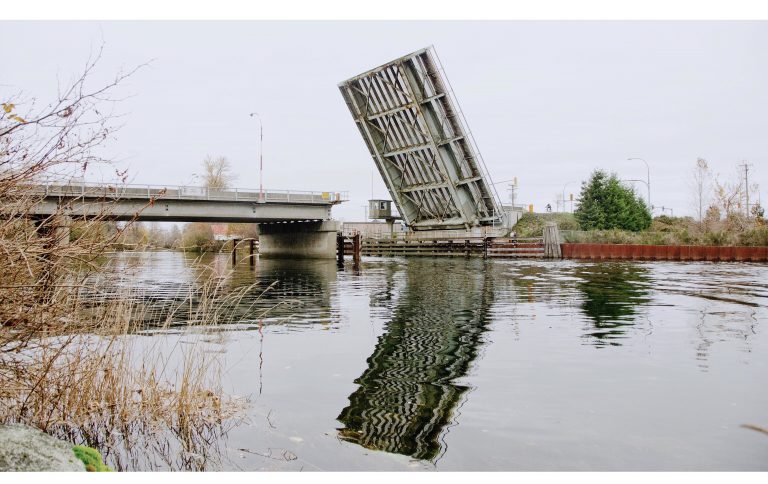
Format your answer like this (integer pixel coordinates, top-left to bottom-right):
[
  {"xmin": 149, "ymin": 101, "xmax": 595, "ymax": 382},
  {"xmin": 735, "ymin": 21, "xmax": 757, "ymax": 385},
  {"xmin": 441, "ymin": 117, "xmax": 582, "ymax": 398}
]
[{"xmin": 105, "ymin": 251, "xmax": 768, "ymax": 471}]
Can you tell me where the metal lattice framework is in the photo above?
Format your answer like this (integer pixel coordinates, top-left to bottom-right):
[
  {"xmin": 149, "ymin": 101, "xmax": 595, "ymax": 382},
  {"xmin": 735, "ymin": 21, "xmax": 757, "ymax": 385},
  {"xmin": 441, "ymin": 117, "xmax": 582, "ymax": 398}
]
[{"xmin": 339, "ymin": 46, "xmax": 502, "ymax": 230}]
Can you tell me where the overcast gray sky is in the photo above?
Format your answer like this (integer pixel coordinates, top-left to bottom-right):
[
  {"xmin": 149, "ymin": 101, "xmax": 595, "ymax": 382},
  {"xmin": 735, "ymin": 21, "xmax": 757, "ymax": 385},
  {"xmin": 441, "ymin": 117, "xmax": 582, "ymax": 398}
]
[{"xmin": 2, "ymin": 21, "xmax": 766, "ymax": 220}]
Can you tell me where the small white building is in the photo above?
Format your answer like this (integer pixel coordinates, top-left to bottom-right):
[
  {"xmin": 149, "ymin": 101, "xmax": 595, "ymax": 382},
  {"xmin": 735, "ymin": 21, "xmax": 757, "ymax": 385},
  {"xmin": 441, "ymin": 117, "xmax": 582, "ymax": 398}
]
[{"xmin": 211, "ymin": 224, "xmax": 245, "ymax": 241}]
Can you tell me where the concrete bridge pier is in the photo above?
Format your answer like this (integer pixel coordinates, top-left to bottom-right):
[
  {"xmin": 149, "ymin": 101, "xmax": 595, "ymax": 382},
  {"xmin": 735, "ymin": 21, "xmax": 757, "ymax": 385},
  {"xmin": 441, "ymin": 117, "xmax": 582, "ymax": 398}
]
[
  {"xmin": 34, "ymin": 215, "xmax": 72, "ymax": 246},
  {"xmin": 258, "ymin": 221, "xmax": 341, "ymax": 259}
]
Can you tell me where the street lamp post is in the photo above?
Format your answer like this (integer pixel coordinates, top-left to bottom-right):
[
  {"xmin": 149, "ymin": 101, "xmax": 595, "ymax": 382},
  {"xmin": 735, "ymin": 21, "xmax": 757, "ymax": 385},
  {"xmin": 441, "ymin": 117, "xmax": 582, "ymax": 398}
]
[
  {"xmin": 627, "ymin": 157, "xmax": 651, "ymax": 209},
  {"xmin": 621, "ymin": 178, "xmax": 655, "ymax": 213},
  {"xmin": 562, "ymin": 181, "xmax": 578, "ymax": 213},
  {"xmin": 249, "ymin": 112, "xmax": 264, "ymax": 202}
]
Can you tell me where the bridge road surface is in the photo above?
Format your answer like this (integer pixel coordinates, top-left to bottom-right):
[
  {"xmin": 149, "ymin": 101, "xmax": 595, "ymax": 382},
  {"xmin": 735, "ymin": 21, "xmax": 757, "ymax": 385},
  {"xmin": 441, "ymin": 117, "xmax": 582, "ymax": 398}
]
[{"xmin": 28, "ymin": 182, "xmax": 348, "ymax": 223}]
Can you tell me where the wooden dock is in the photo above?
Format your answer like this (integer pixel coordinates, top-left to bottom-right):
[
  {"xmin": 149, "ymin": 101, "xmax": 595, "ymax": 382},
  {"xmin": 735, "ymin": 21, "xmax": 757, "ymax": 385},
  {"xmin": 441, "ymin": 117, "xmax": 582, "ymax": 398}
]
[{"xmin": 340, "ymin": 235, "xmax": 546, "ymax": 259}]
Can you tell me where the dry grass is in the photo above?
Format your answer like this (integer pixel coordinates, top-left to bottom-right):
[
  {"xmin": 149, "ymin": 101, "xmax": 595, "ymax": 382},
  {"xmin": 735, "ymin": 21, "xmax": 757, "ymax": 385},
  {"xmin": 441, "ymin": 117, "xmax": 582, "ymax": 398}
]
[
  {"xmin": 518, "ymin": 212, "xmax": 768, "ymax": 246},
  {"xmin": 1, "ymin": 51, "xmax": 253, "ymax": 471},
  {"xmin": 0, "ymin": 263, "xmax": 262, "ymax": 471}
]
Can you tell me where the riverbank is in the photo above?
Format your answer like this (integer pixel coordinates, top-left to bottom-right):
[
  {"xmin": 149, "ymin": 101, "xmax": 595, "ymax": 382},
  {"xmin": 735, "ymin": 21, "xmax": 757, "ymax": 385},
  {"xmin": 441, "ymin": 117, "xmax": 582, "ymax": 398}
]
[{"xmin": 514, "ymin": 212, "xmax": 768, "ymax": 247}]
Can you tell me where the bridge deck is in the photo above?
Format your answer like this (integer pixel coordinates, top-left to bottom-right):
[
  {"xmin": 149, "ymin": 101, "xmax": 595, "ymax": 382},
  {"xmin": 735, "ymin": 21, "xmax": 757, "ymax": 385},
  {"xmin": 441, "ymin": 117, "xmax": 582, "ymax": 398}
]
[
  {"xmin": 29, "ymin": 182, "xmax": 348, "ymax": 223},
  {"xmin": 32, "ymin": 182, "xmax": 346, "ymax": 204}
]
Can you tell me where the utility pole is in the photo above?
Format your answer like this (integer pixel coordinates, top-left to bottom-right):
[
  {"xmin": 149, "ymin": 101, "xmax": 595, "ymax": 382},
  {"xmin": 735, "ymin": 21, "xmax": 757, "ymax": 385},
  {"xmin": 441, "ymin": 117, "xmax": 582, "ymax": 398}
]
[
  {"xmin": 249, "ymin": 112, "xmax": 264, "ymax": 202},
  {"xmin": 492, "ymin": 177, "xmax": 518, "ymax": 208},
  {"xmin": 509, "ymin": 180, "xmax": 517, "ymax": 208},
  {"xmin": 739, "ymin": 162, "xmax": 752, "ymax": 217}
]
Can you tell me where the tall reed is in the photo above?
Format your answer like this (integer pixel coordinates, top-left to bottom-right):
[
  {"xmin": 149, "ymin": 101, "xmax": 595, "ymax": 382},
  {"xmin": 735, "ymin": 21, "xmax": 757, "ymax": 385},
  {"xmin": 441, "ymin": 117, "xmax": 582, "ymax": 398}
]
[{"xmin": 1, "ymin": 50, "xmax": 251, "ymax": 470}]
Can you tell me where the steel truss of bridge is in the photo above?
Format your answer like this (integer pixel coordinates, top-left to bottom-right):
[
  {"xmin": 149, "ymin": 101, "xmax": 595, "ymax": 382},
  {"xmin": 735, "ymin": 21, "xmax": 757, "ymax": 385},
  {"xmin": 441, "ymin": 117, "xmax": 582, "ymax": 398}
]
[{"xmin": 339, "ymin": 46, "xmax": 503, "ymax": 231}]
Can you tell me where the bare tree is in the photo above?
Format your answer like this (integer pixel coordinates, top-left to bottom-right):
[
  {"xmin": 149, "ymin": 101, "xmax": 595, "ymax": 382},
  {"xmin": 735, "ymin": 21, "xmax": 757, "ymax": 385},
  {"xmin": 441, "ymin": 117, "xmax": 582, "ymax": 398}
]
[
  {"xmin": 201, "ymin": 155, "xmax": 235, "ymax": 189},
  {"xmin": 713, "ymin": 170, "xmax": 743, "ymax": 219},
  {"xmin": 1, "ymin": 52, "xmax": 246, "ymax": 469},
  {"xmin": 0, "ymin": 47, "xmax": 146, "ymax": 338},
  {"xmin": 690, "ymin": 158, "xmax": 711, "ymax": 223}
]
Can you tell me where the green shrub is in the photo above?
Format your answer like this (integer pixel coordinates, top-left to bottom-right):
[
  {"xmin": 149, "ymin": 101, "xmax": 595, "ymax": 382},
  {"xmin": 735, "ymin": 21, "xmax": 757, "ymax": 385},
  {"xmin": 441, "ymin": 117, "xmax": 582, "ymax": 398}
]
[
  {"xmin": 574, "ymin": 170, "xmax": 652, "ymax": 231},
  {"xmin": 703, "ymin": 230, "xmax": 731, "ymax": 246},
  {"xmin": 738, "ymin": 226, "xmax": 768, "ymax": 246},
  {"xmin": 675, "ymin": 228, "xmax": 693, "ymax": 245}
]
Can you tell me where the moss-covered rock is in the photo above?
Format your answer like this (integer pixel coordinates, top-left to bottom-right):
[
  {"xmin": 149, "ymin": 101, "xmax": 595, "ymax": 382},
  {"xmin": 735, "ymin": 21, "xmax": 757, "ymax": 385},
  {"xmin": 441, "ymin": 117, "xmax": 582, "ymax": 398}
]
[
  {"xmin": 0, "ymin": 424, "xmax": 85, "ymax": 472},
  {"xmin": 72, "ymin": 445, "xmax": 113, "ymax": 472}
]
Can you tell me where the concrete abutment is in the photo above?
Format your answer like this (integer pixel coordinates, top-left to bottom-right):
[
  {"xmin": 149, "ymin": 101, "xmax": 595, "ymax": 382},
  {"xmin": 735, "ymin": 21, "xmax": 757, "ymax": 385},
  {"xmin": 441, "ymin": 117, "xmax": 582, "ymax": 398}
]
[{"xmin": 258, "ymin": 220, "xmax": 341, "ymax": 259}]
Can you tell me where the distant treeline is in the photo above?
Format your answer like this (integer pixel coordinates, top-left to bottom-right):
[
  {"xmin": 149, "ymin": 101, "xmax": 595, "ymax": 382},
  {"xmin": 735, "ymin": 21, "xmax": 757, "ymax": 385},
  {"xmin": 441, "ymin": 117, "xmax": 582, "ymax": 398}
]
[{"xmin": 71, "ymin": 221, "xmax": 258, "ymax": 252}]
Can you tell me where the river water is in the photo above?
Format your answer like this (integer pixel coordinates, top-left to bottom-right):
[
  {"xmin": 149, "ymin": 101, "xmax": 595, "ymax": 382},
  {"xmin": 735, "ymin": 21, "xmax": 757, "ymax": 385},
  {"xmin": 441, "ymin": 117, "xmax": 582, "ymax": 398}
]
[{"xmin": 101, "ymin": 251, "xmax": 768, "ymax": 471}]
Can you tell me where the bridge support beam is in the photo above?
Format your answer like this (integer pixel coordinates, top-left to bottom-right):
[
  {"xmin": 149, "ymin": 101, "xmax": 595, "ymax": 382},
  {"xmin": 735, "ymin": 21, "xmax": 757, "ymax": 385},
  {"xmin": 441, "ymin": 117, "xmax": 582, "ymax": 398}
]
[{"xmin": 258, "ymin": 221, "xmax": 341, "ymax": 259}]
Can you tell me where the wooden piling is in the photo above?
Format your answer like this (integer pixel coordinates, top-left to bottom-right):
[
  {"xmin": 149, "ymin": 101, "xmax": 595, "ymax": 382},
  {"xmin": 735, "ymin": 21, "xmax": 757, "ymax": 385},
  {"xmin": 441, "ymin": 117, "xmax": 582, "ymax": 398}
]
[
  {"xmin": 337, "ymin": 233, "xmax": 345, "ymax": 265},
  {"xmin": 352, "ymin": 233, "xmax": 362, "ymax": 265},
  {"xmin": 543, "ymin": 223, "xmax": 562, "ymax": 258},
  {"xmin": 249, "ymin": 239, "xmax": 255, "ymax": 267},
  {"xmin": 231, "ymin": 239, "xmax": 239, "ymax": 264}
]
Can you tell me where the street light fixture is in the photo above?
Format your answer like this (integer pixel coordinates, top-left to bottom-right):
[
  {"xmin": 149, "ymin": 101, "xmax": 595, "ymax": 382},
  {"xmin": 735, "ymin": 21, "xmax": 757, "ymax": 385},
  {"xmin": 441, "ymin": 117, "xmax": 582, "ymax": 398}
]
[
  {"xmin": 562, "ymin": 181, "xmax": 578, "ymax": 213},
  {"xmin": 249, "ymin": 112, "xmax": 264, "ymax": 202},
  {"xmin": 627, "ymin": 157, "xmax": 651, "ymax": 208}
]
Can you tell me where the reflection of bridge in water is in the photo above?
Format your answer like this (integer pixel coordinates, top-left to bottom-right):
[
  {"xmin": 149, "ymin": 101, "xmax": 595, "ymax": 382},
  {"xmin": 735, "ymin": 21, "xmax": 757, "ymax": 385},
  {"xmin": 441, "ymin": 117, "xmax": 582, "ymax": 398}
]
[{"xmin": 337, "ymin": 259, "xmax": 495, "ymax": 461}]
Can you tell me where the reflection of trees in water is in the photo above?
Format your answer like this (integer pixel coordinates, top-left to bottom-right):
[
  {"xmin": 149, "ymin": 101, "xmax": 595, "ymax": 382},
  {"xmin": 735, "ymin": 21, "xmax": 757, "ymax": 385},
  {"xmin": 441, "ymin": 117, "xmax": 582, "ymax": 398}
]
[
  {"xmin": 338, "ymin": 260, "xmax": 494, "ymax": 461},
  {"xmin": 574, "ymin": 263, "xmax": 651, "ymax": 346},
  {"xmin": 80, "ymin": 253, "xmax": 338, "ymax": 330},
  {"xmin": 230, "ymin": 257, "xmax": 337, "ymax": 328}
]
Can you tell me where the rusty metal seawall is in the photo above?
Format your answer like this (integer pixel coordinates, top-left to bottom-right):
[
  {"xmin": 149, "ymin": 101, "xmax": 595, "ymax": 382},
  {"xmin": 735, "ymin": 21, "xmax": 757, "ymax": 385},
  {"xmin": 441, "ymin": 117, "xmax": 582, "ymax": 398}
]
[
  {"xmin": 339, "ymin": 47, "xmax": 502, "ymax": 231},
  {"xmin": 561, "ymin": 243, "xmax": 768, "ymax": 262}
]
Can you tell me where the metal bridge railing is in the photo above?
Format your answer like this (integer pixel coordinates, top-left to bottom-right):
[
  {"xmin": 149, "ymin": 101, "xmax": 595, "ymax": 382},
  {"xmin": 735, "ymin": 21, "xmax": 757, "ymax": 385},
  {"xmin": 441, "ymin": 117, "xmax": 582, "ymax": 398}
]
[{"xmin": 31, "ymin": 180, "xmax": 349, "ymax": 205}]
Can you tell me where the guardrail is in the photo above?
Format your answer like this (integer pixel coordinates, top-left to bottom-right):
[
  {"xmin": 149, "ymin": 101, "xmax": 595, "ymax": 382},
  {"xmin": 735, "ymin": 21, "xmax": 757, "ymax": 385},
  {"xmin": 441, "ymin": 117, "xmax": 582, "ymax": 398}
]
[
  {"xmin": 30, "ymin": 181, "xmax": 349, "ymax": 205},
  {"xmin": 347, "ymin": 227, "xmax": 513, "ymax": 240}
]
